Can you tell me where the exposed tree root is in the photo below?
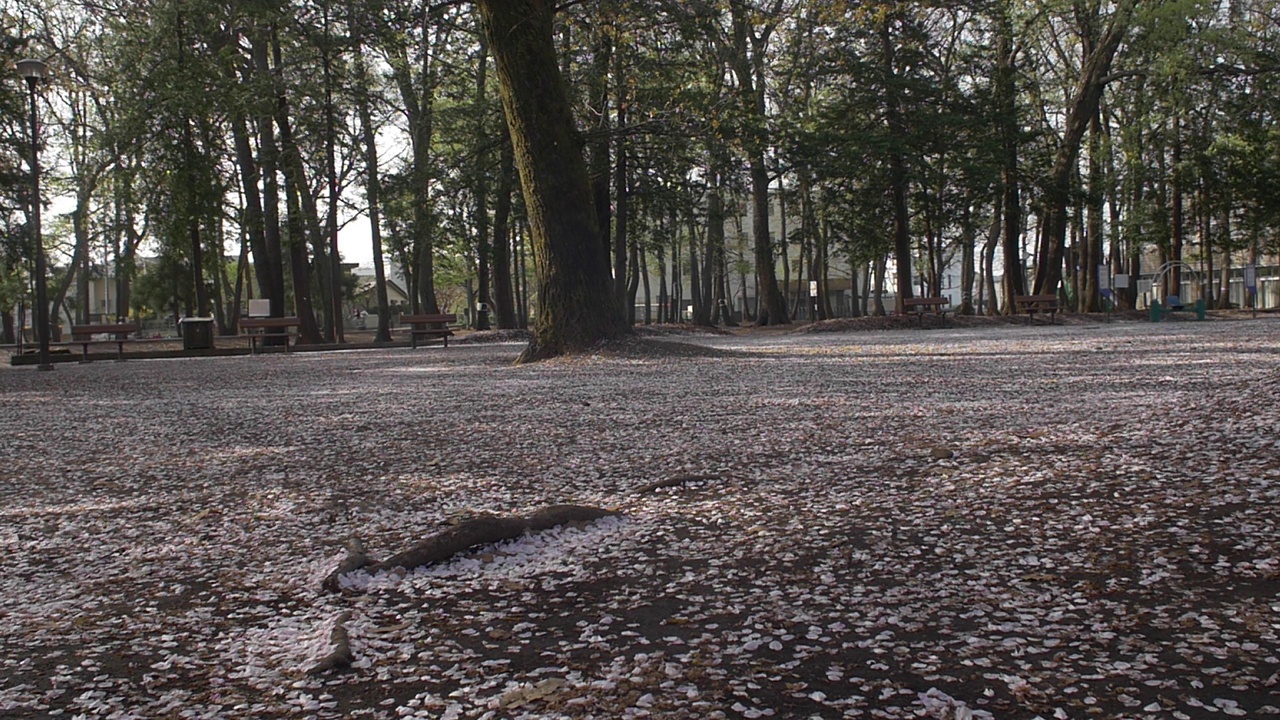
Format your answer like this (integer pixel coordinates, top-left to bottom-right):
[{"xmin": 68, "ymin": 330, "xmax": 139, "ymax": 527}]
[
  {"xmin": 635, "ymin": 474, "xmax": 722, "ymax": 494},
  {"xmin": 306, "ymin": 611, "xmax": 353, "ymax": 675},
  {"xmin": 326, "ymin": 505, "xmax": 620, "ymax": 590},
  {"xmin": 321, "ymin": 538, "xmax": 374, "ymax": 593}
]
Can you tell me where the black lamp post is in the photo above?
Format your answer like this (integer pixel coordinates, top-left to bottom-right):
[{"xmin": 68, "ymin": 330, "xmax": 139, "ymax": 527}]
[{"xmin": 17, "ymin": 58, "xmax": 52, "ymax": 371}]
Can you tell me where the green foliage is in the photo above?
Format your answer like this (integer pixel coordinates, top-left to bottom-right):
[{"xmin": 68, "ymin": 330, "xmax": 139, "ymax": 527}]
[{"xmin": 9, "ymin": 0, "xmax": 1276, "ymax": 330}]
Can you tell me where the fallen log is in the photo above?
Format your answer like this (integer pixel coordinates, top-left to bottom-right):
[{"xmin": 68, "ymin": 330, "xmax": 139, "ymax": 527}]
[
  {"xmin": 328, "ymin": 505, "xmax": 619, "ymax": 589},
  {"xmin": 634, "ymin": 473, "xmax": 722, "ymax": 494}
]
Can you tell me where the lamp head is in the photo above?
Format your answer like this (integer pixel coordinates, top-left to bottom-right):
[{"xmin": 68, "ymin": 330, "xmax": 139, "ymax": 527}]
[{"xmin": 16, "ymin": 58, "xmax": 49, "ymax": 83}]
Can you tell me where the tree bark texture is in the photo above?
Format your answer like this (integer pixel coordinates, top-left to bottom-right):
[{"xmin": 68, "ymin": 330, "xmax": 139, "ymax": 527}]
[
  {"xmin": 364, "ymin": 505, "xmax": 619, "ymax": 578},
  {"xmin": 477, "ymin": 0, "xmax": 627, "ymax": 361}
]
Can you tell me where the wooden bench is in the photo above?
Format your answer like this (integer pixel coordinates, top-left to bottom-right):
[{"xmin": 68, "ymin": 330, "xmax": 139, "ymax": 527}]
[
  {"xmin": 239, "ymin": 316, "xmax": 301, "ymax": 354},
  {"xmin": 65, "ymin": 323, "xmax": 144, "ymax": 362},
  {"xmin": 398, "ymin": 313, "xmax": 456, "ymax": 348},
  {"xmin": 901, "ymin": 297, "xmax": 950, "ymax": 327},
  {"xmin": 1014, "ymin": 294, "xmax": 1060, "ymax": 323}
]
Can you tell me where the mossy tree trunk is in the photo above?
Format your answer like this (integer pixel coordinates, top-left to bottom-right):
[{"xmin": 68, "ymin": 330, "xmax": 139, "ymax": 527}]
[{"xmin": 476, "ymin": 0, "xmax": 627, "ymax": 362}]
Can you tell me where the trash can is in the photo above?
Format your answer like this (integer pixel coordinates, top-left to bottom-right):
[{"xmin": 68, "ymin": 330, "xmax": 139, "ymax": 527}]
[{"xmin": 179, "ymin": 317, "xmax": 215, "ymax": 350}]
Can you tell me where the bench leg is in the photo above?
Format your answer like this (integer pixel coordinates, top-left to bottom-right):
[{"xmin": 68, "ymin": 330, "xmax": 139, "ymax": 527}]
[
  {"xmin": 81, "ymin": 343, "xmax": 90, "ymax": 363},
  {"xmin": 116, "ymin": 341, "xmax": 125, "ymax": 361}
]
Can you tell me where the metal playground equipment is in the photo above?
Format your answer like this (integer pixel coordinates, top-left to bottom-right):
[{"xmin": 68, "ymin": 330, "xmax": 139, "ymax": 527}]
[{"xmin": 1148, "ymin": 261, "xmax": 1206, "ymax": 321}]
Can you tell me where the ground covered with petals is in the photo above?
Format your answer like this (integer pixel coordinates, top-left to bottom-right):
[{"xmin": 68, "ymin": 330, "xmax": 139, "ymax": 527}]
[{"xmin": 1, "ymin": 319, "xmax": 1277, "ymax": 719}]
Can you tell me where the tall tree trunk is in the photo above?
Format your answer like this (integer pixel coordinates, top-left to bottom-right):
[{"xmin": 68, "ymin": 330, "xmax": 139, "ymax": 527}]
[
  {"xmin": 354, "ymin": 44, "xmax": 392, "ymax": 342},
  {"xmin": 614, "ymin": 60, "xmax": 631, "ymax": 321},
  {"xmin": 253, "ymin": 28, "xmax": 287, "ymax": 320},
  {"xmin": 275, "ymin": 105, "xmax": 331, "ymax": 335},
  {"xmin": 872, "ymin": 255, "xmax": 887, "ymax": 316},
  {"xmin": 706, "ymin": 163, "xmax": 728, "ymax": 326},
  {"xmin": 689, "ymin": 215, "xmax": 705, "ymax": 324},
  {"xmin": 181, "ymin": 119, "xmax": 208, "ymax": 318},
  {"xmin": 321, "ymin": 3, "xmax": 344, "ymax": 343},
  {"xmin": 1033, "ymin": 0, "xmax": 1136, "ymax": 296},
  {"xmin": 517, "ymin": 221, "xmax": 529, "ymax": 329},
  {"xmin": 1217, "ymin": 205, "xmax": 1232, "ymax": 309},
  {"xmin": 472, "ymin": 38, "xmax": 493, "ymax": 331},
  {"xmin": 880, "ymin": 13, "xmax": 914, "ymax": 313},
  {"xmin": 492, "ymin": 136, "xmax": 517, "ymax": 329},
  {"xmin": 388, "ymin": 21, "xmax": 442, "ymax": 316},
  {"xmin": 817, "ymin": 215, "xmax": 833, "ymax": 319},
  {"xmin": 73, "ymin": 201, "xmax": 90, "ymax": 323},
  {"xmin": 477, "ymin": 0, "xmax": 627, "ymax": 360},
  {"xmin": 1169, "ymin": 114, "xmax": 1184, "ymax": 300},
  {"xmin": 613, "ymin": 38, "xmax": 632, "ymax": 313},
  {"xmin": 983, "ymin": 198, "xmax": 1001, "ymax": 315},
  {"xmin": 229, "ymin": 236, "xmax": 247, "ymax": 332},
  {"xmin": 995, "ymin": 1, "xmax": 1024, "ymax": 312},
  {"xmin": 231, "ymin": 113, "xmax": 271, "ymax": 311},
  {"xmin": 114, "ymin": 172, "xmax": 141, "ymax": 321},
  {"xmin": 729, "ymin": 3, "xmax": 787, "ymax": 325},
  {"xmin": 716, "ymin": 216, "xmax": 733, "ymax": 325},
  {"xmin": 1081, "ymin": 108, "xmax": 1105, "ymax": 312},
  {"xmin": 272, "ymin": 34, "xmax": 333, "ymax": 334},
  {"xmin": 640, "ymin": 245, "xmax": 651, "ymax": 324},
  {"xmin": 960, "ymin": 206, "xmax": 976, "ymax": 315},
  {"xmin": 626, "ymin": 233, "xmax": 640, "ymax": 324},
  {"xmin": 209, "ymin": 219, "xmax": 229, "ymax": 331},
  {"xmin": 587, "ymin": 26, "xmax": 612, "ymax": 268},
  {"xmin": 656, "ymin": 241, "xmax": 668, "ymax": 324},
  {"xmin": 284, "ymin": 167, "xmax": 324, "ymax": 344}
]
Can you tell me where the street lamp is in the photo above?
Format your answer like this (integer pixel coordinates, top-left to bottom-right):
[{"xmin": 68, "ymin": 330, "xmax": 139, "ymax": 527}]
[{"xmin": 17, "ymin": 58, "xmax": 52, "ymax": 371}]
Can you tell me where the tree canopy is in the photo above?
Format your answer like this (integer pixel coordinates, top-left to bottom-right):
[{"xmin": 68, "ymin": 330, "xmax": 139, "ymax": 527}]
[{"xmin": 4, "ymin": 0, "xmax": 1278, "ymax": 349}]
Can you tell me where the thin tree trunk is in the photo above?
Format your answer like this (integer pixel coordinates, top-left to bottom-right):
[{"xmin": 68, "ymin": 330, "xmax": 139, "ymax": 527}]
[
  {"xmin": 472, "ymin": 38, "xmax": 493, "ymax": 331},
  {"xmin": 284, "ymin": 167, "xmax": 324, "ymax": 344},
  {"xmin": 1169, "ymin": 114, "xmax": 1184, "ymax": 299},
  {"xmin": 612, "ymin": 37, "xmax": 629, "ymax": 314},
  {"xmin": 656, "ymin": 241, "xmax": 668, "ymax": 324},
  {"xmin": 872, "ymin": 255, "xmax": 887, "ymax": 316},
  {"xmin": 983, "ymin": 198, "xmax": 1000, "ymax": 315},
  {"xmin": 689, "ymin": 214, "xmax": 704, "ymax": 325},
  {"xmin": 492, "ymin": 136, "xmax": 517, "ymax": 329},
  {"xmin": 640, "ymin": 246, "xmax": 651, "ymax": 324}
]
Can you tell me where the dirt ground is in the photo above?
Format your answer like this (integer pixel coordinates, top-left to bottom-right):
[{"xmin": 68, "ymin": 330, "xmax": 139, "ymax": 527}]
[{"xmin": 1, "ymin": 316, "xmax": 1277, "ymax": 719}]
